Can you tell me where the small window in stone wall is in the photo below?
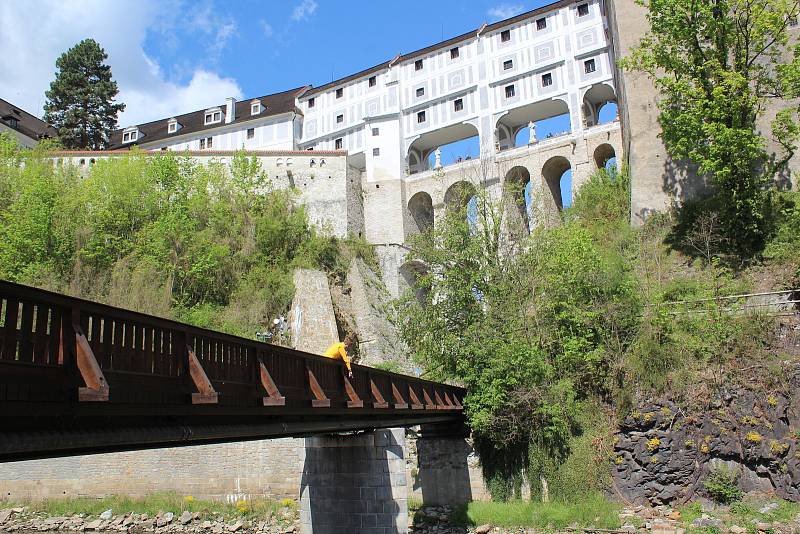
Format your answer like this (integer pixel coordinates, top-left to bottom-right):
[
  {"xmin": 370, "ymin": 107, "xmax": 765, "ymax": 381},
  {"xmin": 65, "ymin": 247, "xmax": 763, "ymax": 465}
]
[
  {"xmin": 369, "ymin": 76, "xmax": 377, "ymax": 87},
  {"xmin": 372, "ymin": 127, "xmax": 380, "ymax": 136},
  {"xmin": 578, "ymin": 3, "xmax": 589, "ymax": 16},
  {"xmin": 417, "ymin": 110, "xmax": 426, "ymax": 123},
  {"xmin": 584, "ymin": 59, "xmax": 596, "ymax": 74},
  {"xmin": 337, "ymin": 114, "xmax": 344, "ymax": 123},
  {"xmin": 505, "ymin": 84, "xmax": 515, "ymax": 98},
  {"xmin": 454, "ymin": 98, "xmax": 463, "ymax": 112},
  {"xmin": 373, "ymin": 148, "xmax": 380, "ymax": 156},
  {"xmin": 336, "ymin": 88, "xmax": 343, "ymax": 98},
  {"xmin": 501, "ymin": 29, "xmax": 511, "ymax": 42},
  {"xmin": 308, "ymin": 97, "xmax": 315, "ymax": 108},
  {"xmin": 335, "ymin": 138, "xmax": 343, "ymax": 150},
  {"xmin": 542, "ymin": 72, "xmax": 553, "ymax": 87},
  {"xmin": 503, "ymin": 59, "xmax": 513, "ymax": 70},
  {"xmin": 247, "ymin": 128, "xmax": 255, "ymax": 139},
  {"xmin": 415, "ymin": 59, "xmax": 423, "ymax": 71},
  {"xmin": 416, "ymin": 87, "xmax": 425, "ymax": 97},
  {"xmin": 537, "ymin": 17, "xmax": 547, "ymax": 30},
  {"xmin": 450, "ymin": 47, "xmax": 459, "ymax": 59}
]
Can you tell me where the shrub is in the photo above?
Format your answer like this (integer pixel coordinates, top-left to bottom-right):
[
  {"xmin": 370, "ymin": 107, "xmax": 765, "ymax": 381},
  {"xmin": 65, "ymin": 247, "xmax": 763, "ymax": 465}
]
[{"xmin": 703, "ymin": 465, "xmax": 743, "ymax": 504}]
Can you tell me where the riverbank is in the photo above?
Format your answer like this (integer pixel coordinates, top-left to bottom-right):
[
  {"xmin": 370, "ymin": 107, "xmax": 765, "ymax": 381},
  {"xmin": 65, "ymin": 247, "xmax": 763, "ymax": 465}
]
[
  {"xmin": 0, "ymin": 494, "xmax": 298, "ymax": 533},
  {"xmin": 2, "ymin": 494, "xmax": 800, "ymax": 533}
]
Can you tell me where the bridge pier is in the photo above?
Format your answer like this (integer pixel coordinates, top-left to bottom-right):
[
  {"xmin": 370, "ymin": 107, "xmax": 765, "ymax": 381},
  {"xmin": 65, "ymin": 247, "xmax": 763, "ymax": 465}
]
[
  {"xmin": 412, "ymin": 422, "xmax": 476, "ymax": 505},
  {"xmin": 299, "ymin": 428, "xmax": 407, "ymax": 534}
]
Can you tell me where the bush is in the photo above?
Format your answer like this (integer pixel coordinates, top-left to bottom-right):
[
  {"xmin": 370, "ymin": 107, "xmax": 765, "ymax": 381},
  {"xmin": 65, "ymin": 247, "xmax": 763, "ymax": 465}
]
[{"xmin": 703, "ymin": 465, "xmax": 743, "ymax": 504}]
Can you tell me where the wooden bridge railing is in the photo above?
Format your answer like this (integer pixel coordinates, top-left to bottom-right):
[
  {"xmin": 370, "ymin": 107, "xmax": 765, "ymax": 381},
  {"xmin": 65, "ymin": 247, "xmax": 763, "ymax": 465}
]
[{"xmin": 0, "ymin": 280, "xmax": 465, "ymax": 414}]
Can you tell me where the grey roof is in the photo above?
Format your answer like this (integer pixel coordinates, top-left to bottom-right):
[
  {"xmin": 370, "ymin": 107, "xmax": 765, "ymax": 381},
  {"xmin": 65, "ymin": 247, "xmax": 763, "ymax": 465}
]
[
  {"xmin": 107, "ymin": 86, "xmax": 307, "ymax": 150},
  {"xmin": 0, "ymin": 98, "xmax": 56, "ymax": 142}
]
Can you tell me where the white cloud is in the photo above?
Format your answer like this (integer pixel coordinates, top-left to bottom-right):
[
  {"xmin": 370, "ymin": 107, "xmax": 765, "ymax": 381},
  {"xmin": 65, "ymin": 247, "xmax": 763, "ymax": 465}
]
[
  {"xmin": 487, "ymin": 3, "xmax": 526, "ymax": 21},
  {"xmin": 0, "ymin": 0, "xmax": 243, "ymax": 127},
  {"xmin": 260, "ymin": 19, "xmax": 274, "ymax": 38},
  {"xmin": 291, "ymin": 0, "xmax": 318, "ymax": 21}
]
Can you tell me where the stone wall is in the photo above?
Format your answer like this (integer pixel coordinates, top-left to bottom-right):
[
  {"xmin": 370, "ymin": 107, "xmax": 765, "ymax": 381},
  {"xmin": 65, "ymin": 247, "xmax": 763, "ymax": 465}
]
[
  {"xmin": 0, "ymin": 439, "xmax": 303, "ymax": 502},
  {"xmin": 289, "ymin": 269, "xmax": 339, "ymax": 355}
]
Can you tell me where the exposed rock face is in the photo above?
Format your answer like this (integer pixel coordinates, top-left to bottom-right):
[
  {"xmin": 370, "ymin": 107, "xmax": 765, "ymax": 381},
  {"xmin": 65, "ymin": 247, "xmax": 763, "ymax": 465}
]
[
  {"xmin": 614, "ymin": 372, "xmax": 800, "ymax": 504},
  {"xmin": 288, "ymin": 269, "xmax": 339, "ymax": 354}
]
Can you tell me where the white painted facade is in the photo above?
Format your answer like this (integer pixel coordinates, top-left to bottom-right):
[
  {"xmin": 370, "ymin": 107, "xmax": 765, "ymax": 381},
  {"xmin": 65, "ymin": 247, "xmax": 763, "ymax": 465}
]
[{"xmin": 297, "ymin": 0, "xmax": 615, "ymax": 183}]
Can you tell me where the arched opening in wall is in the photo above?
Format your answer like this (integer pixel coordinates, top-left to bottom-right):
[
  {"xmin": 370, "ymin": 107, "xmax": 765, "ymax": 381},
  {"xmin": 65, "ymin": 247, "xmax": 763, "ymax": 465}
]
[
  {"xmin": 444, "ymin": 181, "xmax": 477, "ymax": 212},
  {"xmin": 593, "ymin": 143, "xmax": 617, "ymax": 172},
  {"xmin": 407, "ymin": 191, "xmax": 434, "ymax": 236},
  {"xmin": 398, "ymin": 260, "xmax": 429, "ymax": 303},
  {"xmin": 503, "ymin": 166, "xmax": 533, "ymax": 237},
  {"xmin": 407, "ymin": 122, "xmax": 480, "ymax": 175},
  {"xmin": 499, "ymin": 98, "xmax": 572, "ymax": 150},
  {"xmin": 541, "ymin": 156, "xmax": 572, "ymax": 213},
  {"xmin": 582, "ymin": 84, "xmax": 617, "ymax": 128}
]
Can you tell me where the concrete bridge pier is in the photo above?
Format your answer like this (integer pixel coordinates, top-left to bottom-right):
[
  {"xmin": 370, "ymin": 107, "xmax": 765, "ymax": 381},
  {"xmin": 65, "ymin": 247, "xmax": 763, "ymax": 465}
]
[{"xmin": 299, "ymin": 428, "xmax": 408, "ymax": 534}]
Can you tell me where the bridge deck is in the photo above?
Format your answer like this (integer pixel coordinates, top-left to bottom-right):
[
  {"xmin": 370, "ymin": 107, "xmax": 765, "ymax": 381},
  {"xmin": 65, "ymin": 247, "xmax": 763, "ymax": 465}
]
[{"xmin": 0, "ymin": 280, "xmax": 465, "ymax": 461}]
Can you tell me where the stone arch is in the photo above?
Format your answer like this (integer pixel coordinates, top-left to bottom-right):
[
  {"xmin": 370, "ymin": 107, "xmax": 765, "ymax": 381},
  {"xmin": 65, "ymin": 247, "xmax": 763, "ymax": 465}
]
[
  {"xmin": 398, "ymin": 260, "xmax": 429, "ymax": 303},
  {"xmin": 542, "ymin": 156, "xmax": 572, "ymax": 213},
  {"xmin": 496, "ymin": 97, "xmax": 572, "ymax": 149},
  {"xmin": 503, "ymin": 166, "xmax": 532, "ymax": 237},
  {"xmin": 407, "ymin": 191, "xmax": 434, "ymax": 236},
  {"xmin": 593, "ymin": 143, "xmax": 616, "ymax": 170},
  {"xmin": 443, "ymin": 181, "xmax": 477, "ymax": 211},
  {"xmin": 407, "ymin": 122, "xmax": 480, "ymax": 174},
  {"xmin": 582, "ymin": 83, "xmax": 617, "ymax": 127}
]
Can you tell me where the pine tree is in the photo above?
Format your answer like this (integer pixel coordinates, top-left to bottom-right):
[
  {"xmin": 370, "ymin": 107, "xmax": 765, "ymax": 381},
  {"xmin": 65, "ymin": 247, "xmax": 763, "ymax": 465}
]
[{"xmin": 43, "ymin": 39, "xmax": 125, "ymax": 150}]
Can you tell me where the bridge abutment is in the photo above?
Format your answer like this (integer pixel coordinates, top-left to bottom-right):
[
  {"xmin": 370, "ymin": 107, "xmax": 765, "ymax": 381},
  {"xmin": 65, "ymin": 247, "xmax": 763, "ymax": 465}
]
[{"xmin": 300, "ymin": 428, "xmax": 407, "ymax": 534}]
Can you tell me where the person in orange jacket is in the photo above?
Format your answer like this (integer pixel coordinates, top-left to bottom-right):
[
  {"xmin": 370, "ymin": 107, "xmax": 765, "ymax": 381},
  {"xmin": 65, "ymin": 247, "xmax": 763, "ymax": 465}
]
[{"xmin": 323, "ymin": 334, "xmax": 354, "ymax": 377}]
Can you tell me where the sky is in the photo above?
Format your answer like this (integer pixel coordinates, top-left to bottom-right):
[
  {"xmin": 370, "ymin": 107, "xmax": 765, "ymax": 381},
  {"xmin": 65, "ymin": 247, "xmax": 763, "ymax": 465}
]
[{"xmin": 0, "ymin": 0, "xmax": 617, "ymax": 199}]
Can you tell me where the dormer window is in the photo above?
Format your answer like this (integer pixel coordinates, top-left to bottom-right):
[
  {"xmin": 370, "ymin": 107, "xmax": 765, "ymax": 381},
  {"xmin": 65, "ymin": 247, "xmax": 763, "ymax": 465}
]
[
  {"xmin": 167, "ymin": 119, "xmax": 179, "ymax": 134},
  {"xmin": 251, "ymin": 100, "xmax": 262, "ymax": 115},
  {"xmin": 122, "ymin": 127, "xmax": 139, "ymax": 143},
  {"xmin": 204, "ymin": 108, "xmax": 222, "ymax": 125}
]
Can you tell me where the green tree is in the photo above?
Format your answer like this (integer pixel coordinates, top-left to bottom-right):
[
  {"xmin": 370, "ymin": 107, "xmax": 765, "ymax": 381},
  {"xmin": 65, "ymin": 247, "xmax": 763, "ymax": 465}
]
[
  {"xmin": 621, "ymin": 0, "xmax": 800, "ymax": 254},
  {"xmin": 43, "ymin": 39, "xmax": 125, "ymax": 149},
  {"xmin": 393, "ymin": 170, "xmax": 639, "ymax": 500}
]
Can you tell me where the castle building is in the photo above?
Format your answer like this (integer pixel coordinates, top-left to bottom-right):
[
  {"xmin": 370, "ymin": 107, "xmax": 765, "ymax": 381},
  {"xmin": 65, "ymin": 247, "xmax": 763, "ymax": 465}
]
[{"xmin": 99, "ymin": 0, "xmax": 623, "ymax": 297}]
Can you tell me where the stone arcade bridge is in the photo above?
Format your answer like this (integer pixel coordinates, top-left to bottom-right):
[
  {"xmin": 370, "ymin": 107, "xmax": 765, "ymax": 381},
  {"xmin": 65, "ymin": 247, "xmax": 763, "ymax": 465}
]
[{"xmin": 0, "ymin": 280, "xmax": 468, "ymax": 533}]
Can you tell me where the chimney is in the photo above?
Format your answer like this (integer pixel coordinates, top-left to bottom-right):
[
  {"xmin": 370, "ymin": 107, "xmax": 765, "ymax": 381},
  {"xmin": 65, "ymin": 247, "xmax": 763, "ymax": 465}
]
[{"xmin": 225, "ymin": 97, "xmax": 236, "ymax": 123}]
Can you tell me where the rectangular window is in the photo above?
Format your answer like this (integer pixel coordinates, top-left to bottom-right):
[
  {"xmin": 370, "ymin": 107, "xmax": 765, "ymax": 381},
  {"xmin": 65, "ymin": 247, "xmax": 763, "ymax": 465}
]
[
  {"xmin": 537, "ymin": 17, "xmax": 547, "ymax": 30},
  {"xmin": 372, "ymin": 127, "xmax": 379, "ymax": 136},
  {"xmin": 251, "ymin": 103, "xmax": 260, "ymax": 115},
  {"xmin": 372, "ymin": 148, "xmax": 380, "ymax": 156},
  {"xmin": 577, "ymin": 3, "xmax": 589, "ymax": 16},
  {"xmin": 308, "ymin": 97, "xmax": 315, "ymax": 108},
  {"xmin": 416, "ymin": 87, "xmax": 425, "ymax": 97},
  {"xmin": 123, "ymin": 132, "xmax": 130, "ymax": 142},
  {"xmin": 542, "ymin": 72, "xmax": 553, "ymax": 87},
  {"xmin": 415, "ymin": 59, "xmax": 423, "ymax": 71},
  {"xmin": 207, "ymin": 137, "xmax": 213, "ymax": 148},
  {"xmin": 505, "ymin": 85, "xmax": 515, "ymax": 98},
  {"xmin": 336, "ymin": 88, "xmax": 343, "ymax": 98},
  {"xmin": 199, "ymin": 138, "xmax": 205, "ymax": 149},
  {"xmin": 247, "ymin": 128, "xmax": 255, "ymax": 139},
  {"xmin": 503, "ymin": 59, "xmax": 513, "ymax": 70},
  {"xmin": 417, "ymin": 110, "xmax": 426, "ymax": 123},
  {"xmin": 168, "ymin": 123, "xmax": 177, "ymax": 133},
  {"xmin": 501, "ymin": 29, "xmax": 511, "ymax": 42},
  {"xmin": 584, "ymin": 59, "xmax": 596, "ymax": 74},
  {"xmin": 450, "ymin": 47, "xmax": 459, "ymax": 59},
  {"xmin": 336, "ymin": 114, "xmax": 344, "ymax": 123},
  {"xmin": 369, "ymin": 75, "xmax": 377, "ymax": 87},
  {"xmin": 454, "ymin": 98, "xmax": 463, "ymax": 112},
  {"xmin": 335, "ymin": 138, "xmax": 343, "ymax": 150}
]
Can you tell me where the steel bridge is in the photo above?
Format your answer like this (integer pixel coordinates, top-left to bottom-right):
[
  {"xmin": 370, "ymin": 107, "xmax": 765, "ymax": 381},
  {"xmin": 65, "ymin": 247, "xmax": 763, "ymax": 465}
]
[{"xmin": 0, "ymin": 280, "xmax": 466, "ymax": 461}]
